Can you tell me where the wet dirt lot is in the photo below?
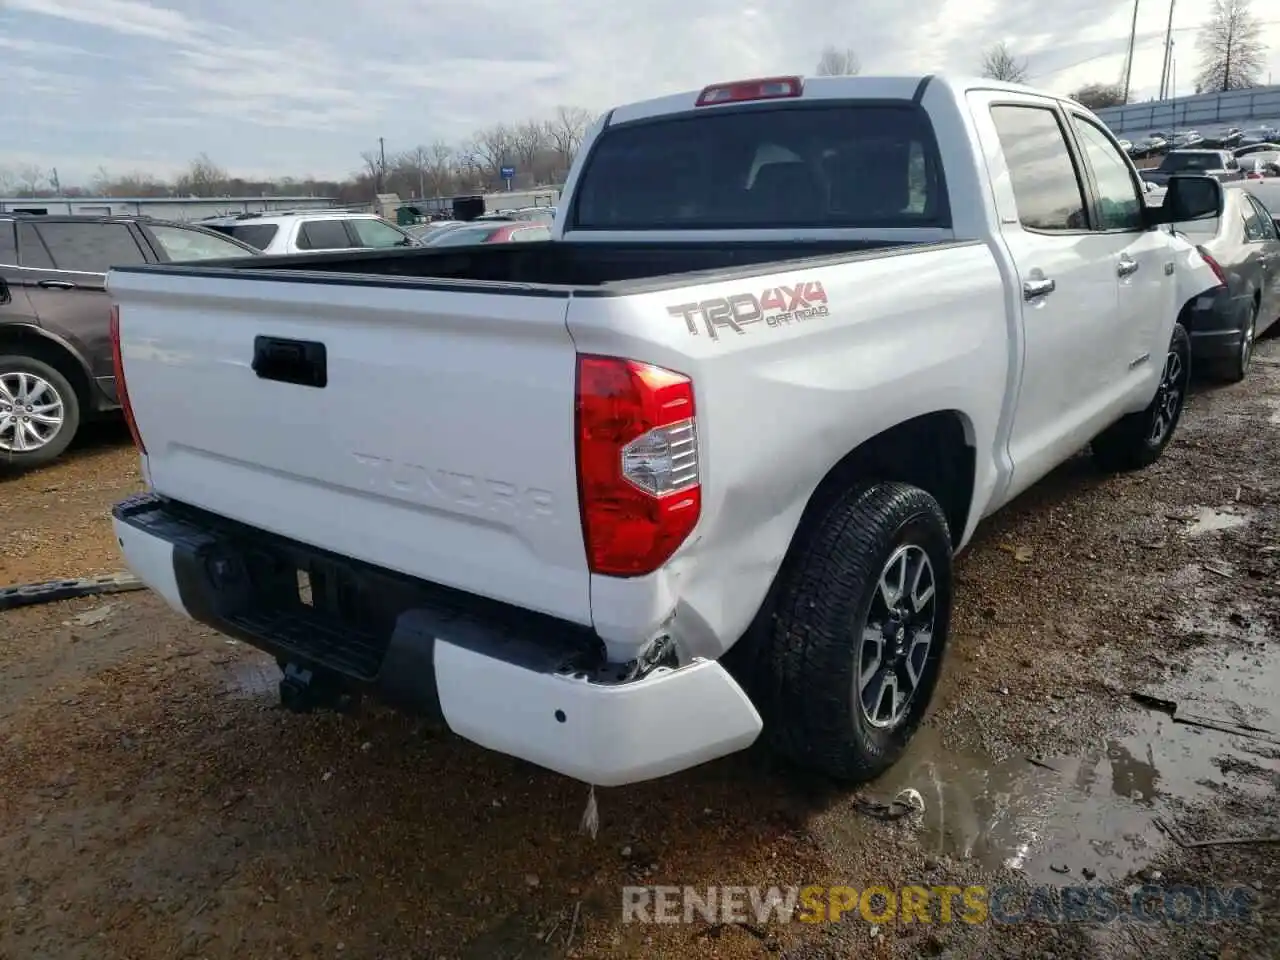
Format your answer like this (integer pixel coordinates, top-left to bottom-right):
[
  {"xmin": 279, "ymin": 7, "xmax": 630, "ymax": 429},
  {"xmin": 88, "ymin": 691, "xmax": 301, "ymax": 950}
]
[{"xmin": 2, "ymin": 346, "xmax": 1279, "ymax": 960}]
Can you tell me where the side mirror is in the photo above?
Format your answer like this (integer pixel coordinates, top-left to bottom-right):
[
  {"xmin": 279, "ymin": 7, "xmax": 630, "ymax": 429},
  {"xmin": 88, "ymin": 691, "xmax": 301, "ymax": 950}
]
[{"xmin": 1151, "ymin": 174, "xmax": 1224, "ymax": 225}]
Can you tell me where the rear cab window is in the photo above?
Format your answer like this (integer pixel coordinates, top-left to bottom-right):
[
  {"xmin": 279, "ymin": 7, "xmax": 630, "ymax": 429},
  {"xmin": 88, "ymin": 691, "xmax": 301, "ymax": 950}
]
[
  {"xmin": 571, "ymin": 103, "xmax": 948, "ymax": 230},
  {"xmin": 1158, "ymin": 152, "xmax": 1224, "ymax": 172},
  {"xmin": 30, "ymin": 222, "xmax": 148, "ymax": 272}
]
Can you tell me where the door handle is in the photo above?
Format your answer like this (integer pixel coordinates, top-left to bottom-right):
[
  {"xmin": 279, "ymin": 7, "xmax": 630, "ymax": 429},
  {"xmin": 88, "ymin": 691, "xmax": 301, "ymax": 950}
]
[
  {"xmin": 252, "ymin": 335, "xmax": 327, "ymax": 388},
  {"xmin": 37, "ymin": 279, "xmax": 76, "ymax": 290},
  {"xmin": 1117, "ymin": 257, "xmax": 1140, "ymax": 278},
  {"xmin": 1023, "ymin": 277, "xmax": 1056, "ymax": 300}
]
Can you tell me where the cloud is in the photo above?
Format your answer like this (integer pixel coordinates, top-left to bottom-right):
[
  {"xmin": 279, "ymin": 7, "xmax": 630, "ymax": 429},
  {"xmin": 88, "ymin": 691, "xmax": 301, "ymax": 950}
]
[{"xmin": 2, "ymin": 0, "xmax": 1279, "ymax": 187}]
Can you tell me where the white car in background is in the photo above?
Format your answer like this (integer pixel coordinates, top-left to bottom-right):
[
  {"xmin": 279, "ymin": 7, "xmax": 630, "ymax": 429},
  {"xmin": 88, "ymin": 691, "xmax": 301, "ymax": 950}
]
[{"xmin": 197, "ymin": 212, "xmax": 420, "ymax": 255}]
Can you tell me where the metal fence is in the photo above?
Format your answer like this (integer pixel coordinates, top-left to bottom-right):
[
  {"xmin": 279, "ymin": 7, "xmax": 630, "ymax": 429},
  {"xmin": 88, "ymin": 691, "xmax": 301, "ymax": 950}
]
[{"xmin": 1096, "ymin": 85, "xmax": 1280, "ymax": 133}]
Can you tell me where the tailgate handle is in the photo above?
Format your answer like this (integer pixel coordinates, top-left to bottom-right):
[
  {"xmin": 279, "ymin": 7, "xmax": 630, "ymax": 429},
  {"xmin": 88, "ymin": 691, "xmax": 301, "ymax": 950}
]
[{"xmin": 252, "ymin": 336, "xmax": 327, "ymax": 388}]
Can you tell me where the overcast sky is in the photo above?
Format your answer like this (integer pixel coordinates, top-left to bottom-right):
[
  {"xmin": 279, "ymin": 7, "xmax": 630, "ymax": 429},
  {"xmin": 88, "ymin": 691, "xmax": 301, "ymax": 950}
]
[{"xmin": 2, "ymin": 0, "xmax": 1279, "ymax": 187}]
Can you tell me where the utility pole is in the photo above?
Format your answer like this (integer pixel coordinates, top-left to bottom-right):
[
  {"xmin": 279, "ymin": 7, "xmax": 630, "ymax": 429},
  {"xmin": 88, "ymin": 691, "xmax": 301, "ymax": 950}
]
[
  {"xmin": 1122, "ymin": 0, "xmax": 1141, "ymax": 103},
  {"xmin": 1158, "ymin": 0, "xmax": 1176, "ymax": 99},
  {"xmin": 50, "ymin": 168, "xmax": 61, "ymax": 195},
  {"xmin": 377, "ymin": 136, "xmax": 387, "ymax": 193}
]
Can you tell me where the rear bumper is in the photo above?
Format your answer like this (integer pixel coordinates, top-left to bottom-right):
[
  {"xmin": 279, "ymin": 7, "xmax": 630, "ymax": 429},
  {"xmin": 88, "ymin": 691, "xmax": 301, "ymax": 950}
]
[
  {"xmin": 111, "ymin": 494, "xmax": 761, "ymax": 786},
  {"xmin": 1186, "ymin": 287, "xmax": 1248, "ymax": 362}
]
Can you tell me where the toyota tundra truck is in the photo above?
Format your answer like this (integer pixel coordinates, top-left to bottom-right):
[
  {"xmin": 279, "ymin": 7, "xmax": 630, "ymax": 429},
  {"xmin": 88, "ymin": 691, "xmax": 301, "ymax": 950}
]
[{"xmin": 106, "ymin": 75, "xmax": 1223, "ymax": 788}]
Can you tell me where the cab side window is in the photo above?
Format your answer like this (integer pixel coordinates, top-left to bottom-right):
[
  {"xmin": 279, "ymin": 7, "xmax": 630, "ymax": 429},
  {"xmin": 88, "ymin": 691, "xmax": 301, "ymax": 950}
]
[
  {"xmin": 990, "ymin": 105, "xmax": 1089, "ymax": 232},
  {"xmin": 1069, "ymin": 115, "xmax": 1145, "ymax": 232}
]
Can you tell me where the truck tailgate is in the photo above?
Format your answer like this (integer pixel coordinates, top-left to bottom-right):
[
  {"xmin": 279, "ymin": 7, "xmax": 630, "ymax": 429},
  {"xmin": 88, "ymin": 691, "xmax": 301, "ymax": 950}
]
[{"xmin": 109, "ymin": 269, "xmax": 591, "ymax": 624}]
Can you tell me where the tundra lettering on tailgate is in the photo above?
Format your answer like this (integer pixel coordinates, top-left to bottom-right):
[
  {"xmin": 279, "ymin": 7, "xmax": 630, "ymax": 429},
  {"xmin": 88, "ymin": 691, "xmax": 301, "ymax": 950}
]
[{"xmin": 666, "ymin": 281, "xmax": 830, "ymax": 340}]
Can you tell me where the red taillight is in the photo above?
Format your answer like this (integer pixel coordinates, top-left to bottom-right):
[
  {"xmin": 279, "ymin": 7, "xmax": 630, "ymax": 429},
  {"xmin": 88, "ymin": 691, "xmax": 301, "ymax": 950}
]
[
  {"xmin": 1195, "ymin": 245, "xmax": 1228, "ymax": 287},
  {"xmin": 108, "ymin": 305, "xmax": 146, "ymax": 454},
  {"xmin": 575, "ymin": 356, "xmax": 700, "ymax": 577},
  {"xmin": 696, "ymin": 76, "xmax": 803, "ymax": 107}
]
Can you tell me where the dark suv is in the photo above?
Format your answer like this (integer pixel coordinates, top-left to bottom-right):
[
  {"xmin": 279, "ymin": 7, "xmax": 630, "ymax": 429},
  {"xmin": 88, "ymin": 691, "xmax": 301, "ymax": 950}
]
[{"xmin": 0, "ymin": 214, "xmax": 259, "ymax": 468}]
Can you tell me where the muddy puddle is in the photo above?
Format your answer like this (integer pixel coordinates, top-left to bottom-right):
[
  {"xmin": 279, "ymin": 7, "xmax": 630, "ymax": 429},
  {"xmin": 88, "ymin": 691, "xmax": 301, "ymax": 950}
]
[
  {"xmin": 847, "ymin": 637, "xmax": 1279, "ymax": 886},
  {"xmin": 1183, "ymin": 506, "xmax": 1251, "ymax": 537}
]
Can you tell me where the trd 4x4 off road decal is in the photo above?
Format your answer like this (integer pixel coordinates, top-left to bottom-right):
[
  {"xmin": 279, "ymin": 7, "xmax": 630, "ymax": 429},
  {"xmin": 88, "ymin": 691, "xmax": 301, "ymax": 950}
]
[{"xmin": 666, "ymin": 281, "xmax": 830, "ymax": 340}]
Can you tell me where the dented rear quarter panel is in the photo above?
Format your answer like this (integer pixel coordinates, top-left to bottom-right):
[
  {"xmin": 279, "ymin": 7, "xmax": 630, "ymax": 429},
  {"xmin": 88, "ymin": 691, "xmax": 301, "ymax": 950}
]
[{"xmin": 565, "ymin": 241, "xmax": 1009, "ymax": 662}]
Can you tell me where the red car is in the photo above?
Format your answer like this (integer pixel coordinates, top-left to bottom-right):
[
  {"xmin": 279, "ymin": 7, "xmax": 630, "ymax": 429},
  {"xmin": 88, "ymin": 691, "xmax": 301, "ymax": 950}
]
[{"xmin": 421, "ymin": 220, "xmax": 551, "ymax": 247}]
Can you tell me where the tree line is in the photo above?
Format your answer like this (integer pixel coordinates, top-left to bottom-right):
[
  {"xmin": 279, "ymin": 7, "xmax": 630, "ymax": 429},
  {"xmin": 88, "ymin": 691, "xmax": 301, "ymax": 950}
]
[
  {"xmin": 3, "ymin": 0, "xmax": 1270, "ymax": 200},
  {"xmin": 0, "ymin": 105, "xmax": 596, "ymax": 202},
  {"xmin": 818, "ymin": 0, "xmax": 1270, "ymax": 112}
]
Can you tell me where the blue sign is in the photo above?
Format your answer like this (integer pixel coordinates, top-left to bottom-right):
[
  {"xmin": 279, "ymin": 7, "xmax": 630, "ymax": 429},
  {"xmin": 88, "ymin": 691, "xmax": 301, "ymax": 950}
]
[{"xmin": 500, "ymin": 166, "xmax": 515, "ymax": 180}]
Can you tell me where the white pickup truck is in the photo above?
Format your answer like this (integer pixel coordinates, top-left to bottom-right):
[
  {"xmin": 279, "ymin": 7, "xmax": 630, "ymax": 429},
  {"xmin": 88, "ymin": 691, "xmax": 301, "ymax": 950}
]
[{"xmin": 107, "ymin": 75, "xmax": 1223, "ymax": 789}]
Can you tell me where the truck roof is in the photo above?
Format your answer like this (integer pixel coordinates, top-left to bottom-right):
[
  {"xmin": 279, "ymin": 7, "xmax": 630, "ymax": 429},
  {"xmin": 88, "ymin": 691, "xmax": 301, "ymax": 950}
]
[{"xmin": 605, "ymin": 74, "xmax": 1075, "ymax": 126}]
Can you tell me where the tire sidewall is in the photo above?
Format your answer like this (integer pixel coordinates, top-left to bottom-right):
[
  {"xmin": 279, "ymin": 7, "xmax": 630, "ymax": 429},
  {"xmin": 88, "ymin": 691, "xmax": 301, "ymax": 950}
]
[
  {"xmin": 0, "ymin": 355, "xmax": 81, "ymax": 468},
  {"xmin": 1143, "ymin": 323, "xmax": 1191, "ymax": 455},
  {"xmin": 843, "ymin": 509, "xmax": 954, "ymax": 768},
  {"xmin": 1238, "ymin": 302, "xmax": 1258, "ymax": 380}
]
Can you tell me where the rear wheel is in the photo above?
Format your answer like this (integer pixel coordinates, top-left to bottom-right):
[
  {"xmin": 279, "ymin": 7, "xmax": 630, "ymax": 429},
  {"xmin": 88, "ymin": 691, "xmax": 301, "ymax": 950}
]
[
  {"xmin": 1210, "ymin": 300, "xmax": 1258, "ymax": 384},
  {"xmin": 0, "ymin": 355, "xmax": 80, "ymax": 469},
  {"xmin": 1092, "ymin": 323, "xmax": 1190, "ymax": 473},
  {"xmin": 760, "ymin": 481, "xmax": 953, "ymax": 782}
]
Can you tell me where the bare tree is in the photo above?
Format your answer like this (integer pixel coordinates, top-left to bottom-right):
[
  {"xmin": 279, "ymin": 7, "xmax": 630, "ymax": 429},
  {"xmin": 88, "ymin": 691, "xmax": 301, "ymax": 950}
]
[
  {"xmin": 815, "ymin": 46, "xmax": 860, "ymax": 76},
  {"xmin": 0, "ymin": 167, "xmax": 15, "ymax": 195},
  {"xmin": 424, "ymin": 140, "xmax": 455, "ymax": 198},
  {"xmin": 401, "ymin": 145, "xmax": 432, "ymax": 199},
  {"xmin": 544, "ymin": 106, "xmax": 593, "ymax": 174},
  {"xmin": 174, "ymin": 153, "xmax": 228, "ymax": 197},
  {"xmin": 1196, "ymin": 0, "xmax": 1267, "ymax": 93},
  {"xmin": 14, "ymin": 164, "xmax": 46, "ymax": 197},
  {"xmin": 512, "ymin": 121, "xmax": 545, "ymax": 185},
  {"xmin": 471, "ymin": 124, "xmax": 515, "ymax": 182},
  {"xmin": 1068, "ymin": 83, "xmax": 1128, "ymax": 110},
  {"xmin": 980, "ymin": 42, "xmax": 1028, "ymax": 83},
  {"xmin": 359, "ymin": 150, "xmax": 384, "ymax": 192}
]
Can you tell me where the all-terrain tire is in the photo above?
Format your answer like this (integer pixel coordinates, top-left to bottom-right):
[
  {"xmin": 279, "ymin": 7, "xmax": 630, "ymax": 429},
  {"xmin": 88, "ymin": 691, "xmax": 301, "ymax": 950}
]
[
  {"xmin": 760, "ymin": 481, "xmax": 953, "ymax": 783},
  {"xmin": 0, "ymin": 354, "xmax": 81, "ymax": 469},
  {"xmin": 1091, "ymin": 322, "xmax": 1191, "ymax": 473}
]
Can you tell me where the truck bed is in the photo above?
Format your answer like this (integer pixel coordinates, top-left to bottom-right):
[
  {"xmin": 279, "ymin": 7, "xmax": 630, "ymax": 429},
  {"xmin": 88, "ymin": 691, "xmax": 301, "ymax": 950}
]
[{"xmin": 125, "ymin": 238, "xmax": 922, "ymax": 291}]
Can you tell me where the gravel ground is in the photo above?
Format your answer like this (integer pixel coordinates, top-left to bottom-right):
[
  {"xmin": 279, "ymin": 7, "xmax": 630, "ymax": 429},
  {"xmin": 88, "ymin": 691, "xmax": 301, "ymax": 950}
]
[{"xmin": 1, "ymin": 341, "xmax": 1278, "ymax": 960}]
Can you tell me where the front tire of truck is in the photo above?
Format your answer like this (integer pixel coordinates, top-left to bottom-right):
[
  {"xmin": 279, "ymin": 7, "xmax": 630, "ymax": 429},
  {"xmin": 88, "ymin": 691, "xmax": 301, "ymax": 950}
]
[
  {"xmin": 1091, "ymin": 322, "xmax": 1191, "ymax": 473},
  {"xmin": 762, "ymin": 482, "xmax": 953, "ymax": 783},
  {"xmin": 0, "ymin": 354, "xmax": 81, "ymax": 469}
]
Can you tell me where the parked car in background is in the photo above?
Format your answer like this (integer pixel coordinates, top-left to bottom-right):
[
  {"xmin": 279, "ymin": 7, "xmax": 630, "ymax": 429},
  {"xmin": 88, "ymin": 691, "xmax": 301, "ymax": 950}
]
[
  {"xmin": 1143, "ymin": 149, "xmax": 1244, "ymax": 187},
  {"xmin": 106, "ymin": 74, "xmax": 1221, "ymax": 789},
  {"xmin": 1238, "ymin": 125, "xmax": 1279, "ymax": 146},
  {"xmin": 1235, "ymin": 141, "xmax": 1280, "ymax": 158},
  {"xmin": 0, "ymin": 214, "xmax": 259, "ymax": 467},
  {"xmin": 1131, "ymin": 134, "xmax": 1168, "ymax": 158},
  {"xmin": 1175, "ymin": 184, "xmax": 1280, "ymax": 382},
  {"xmin": 1199, "ymin": 126, "xmax": 1242, "ymax": 149},
  {"xmin": 418, "ymin": 220, "xmax": 551, "ymax": 246},
  {"xmin": 1170, "ymin": 130, "xmax": 1206, "ymax": 149},
  {"xmin": 1241, "ymin": 155, "xmax": 1280, "ymax": 180},
  {"xmin": 198, "ymin": 212, "xmax": 420, "ymax": 255}
]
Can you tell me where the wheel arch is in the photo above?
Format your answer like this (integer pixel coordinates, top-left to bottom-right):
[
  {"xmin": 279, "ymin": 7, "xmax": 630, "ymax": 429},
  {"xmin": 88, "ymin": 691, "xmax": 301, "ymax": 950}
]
[{"xmin": 0, "ymin": 323, "xmax": 96, "ymax": 415}]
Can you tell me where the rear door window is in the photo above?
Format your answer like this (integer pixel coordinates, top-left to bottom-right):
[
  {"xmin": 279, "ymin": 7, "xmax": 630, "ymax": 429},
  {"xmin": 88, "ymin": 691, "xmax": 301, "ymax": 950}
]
[
  {"xmin": 0, "ymin": 221, "xmax": 15, "ymax": 264},
  {"xmin": 215, "ymin": 223, "xmax": 279, "ymax": 250},
  {"xmin": 33, "ymin": 222, "xmax": 148, "ymax": 272},
  {"xmin": 572, "ymin": 103, "xmax": 947, "ymax": 230},
  {"xmin": 296, "ymin": 220, "xmax": 355, "ymax": 250},
  {"xmin": 990, "ymin": 105, "xmax": 1089, "ymax": 231},
  {"xmin": 16, "ymin": 223, "xmax": 54, "ymax": 269},
  {"xmin": 348, "ymin": 218, "xmax": 413, "ymax": 248}
]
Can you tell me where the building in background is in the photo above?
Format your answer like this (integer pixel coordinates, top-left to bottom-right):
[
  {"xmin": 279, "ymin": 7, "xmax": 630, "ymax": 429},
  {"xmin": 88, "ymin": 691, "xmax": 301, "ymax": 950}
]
[{"xmin": 0, "ymin": 195, "xmax": 341, "ymax": 221}]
